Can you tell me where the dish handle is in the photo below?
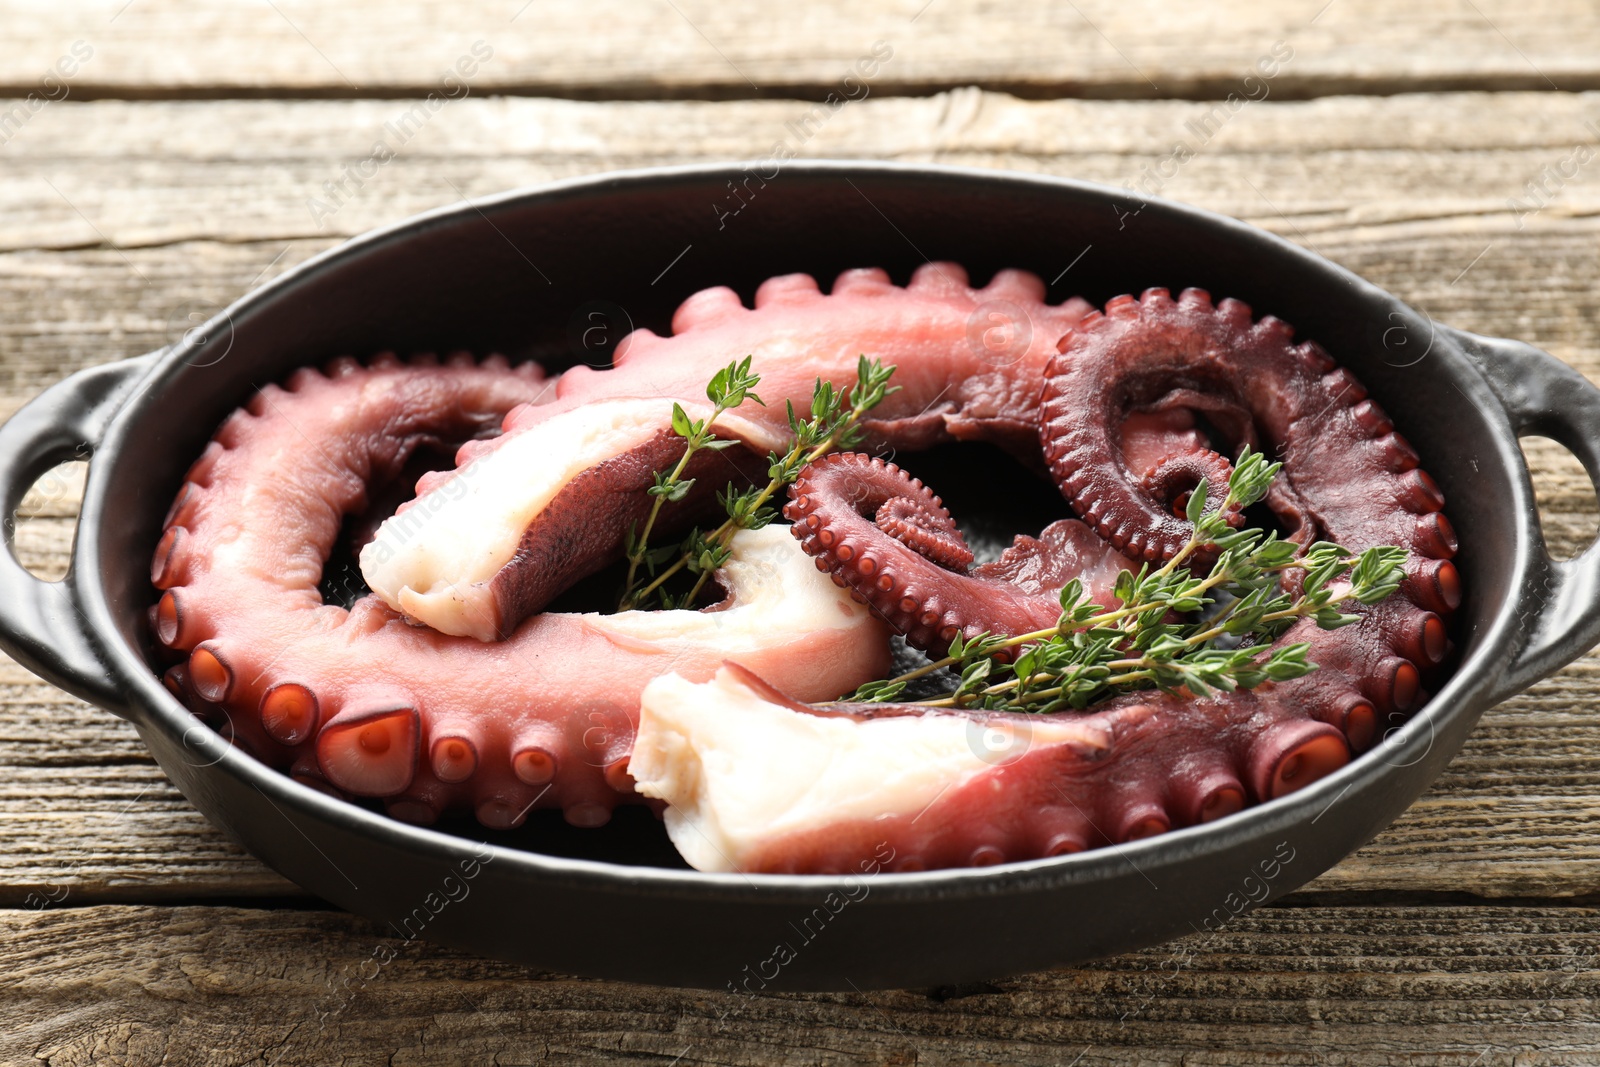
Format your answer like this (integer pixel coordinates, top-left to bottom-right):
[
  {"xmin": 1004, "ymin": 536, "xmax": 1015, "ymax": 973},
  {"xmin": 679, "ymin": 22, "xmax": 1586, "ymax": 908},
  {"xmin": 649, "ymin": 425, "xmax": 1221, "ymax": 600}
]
[
  {"xmin": 1450, "ymin": 328, "xmax": 1600, "ymax": 703},
  {"xmin": 0, "ymin": 354, "xmax": 160, "ymax": 718}
]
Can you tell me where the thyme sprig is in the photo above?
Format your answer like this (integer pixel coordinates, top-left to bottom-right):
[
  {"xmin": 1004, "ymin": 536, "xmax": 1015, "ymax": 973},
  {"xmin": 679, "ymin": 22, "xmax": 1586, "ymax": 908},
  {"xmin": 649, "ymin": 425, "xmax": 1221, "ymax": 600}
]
[
  {"xmin": 619, "ymin": 356, "xmax": 763, "ymax": 609},
  {"xmin": 848, "ymin": 447, "xmax": 1408, "ymax": 712},
  {"xmin": 623, "ymin": 355, "xmax": 899, "ymax": 610}
]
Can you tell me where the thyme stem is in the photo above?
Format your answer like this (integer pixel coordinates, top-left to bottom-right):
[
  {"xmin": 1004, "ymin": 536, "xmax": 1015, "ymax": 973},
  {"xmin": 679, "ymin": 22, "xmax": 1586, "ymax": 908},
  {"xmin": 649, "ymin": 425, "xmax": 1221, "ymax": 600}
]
[
  {"xmin": 848, "ymin": 447, "xmax": 1410, "ymax": 712},
  {"xmin": 619, "ymin": 356, "xmax": 761, "ymax": 610},
  {"xmin": 625, "ymin": 355, "xmax": 898, "ymax": 611},
  {"xmin": 679, "ymin": 412, "xmax": 868, "ymax": 604}
]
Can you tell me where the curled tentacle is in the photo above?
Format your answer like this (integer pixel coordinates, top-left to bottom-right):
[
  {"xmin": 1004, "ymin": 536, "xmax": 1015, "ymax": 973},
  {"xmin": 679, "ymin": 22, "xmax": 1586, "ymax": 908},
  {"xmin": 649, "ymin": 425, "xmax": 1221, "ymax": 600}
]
[
  {"xmin": 873, "ymin": 495, "xmax": 974, "ymax": 571},
  {"xmin": 154, "ymin": 357, "xmax": 890, "ymax": 829},
  {"xmin": 1041, "ymin": 287, "xmax": 1458, "ymax": 692},
  {"xmin": 1050, "ymin": 289, "xmax": 1460, "ymax": 763},
  {"xmin": 1044, "ymin": 288, "xmax": 1323, "ymax": 559},
  {"xmin": 785, "ymin": 453, "xmax": 1134, "ymax": 655}
]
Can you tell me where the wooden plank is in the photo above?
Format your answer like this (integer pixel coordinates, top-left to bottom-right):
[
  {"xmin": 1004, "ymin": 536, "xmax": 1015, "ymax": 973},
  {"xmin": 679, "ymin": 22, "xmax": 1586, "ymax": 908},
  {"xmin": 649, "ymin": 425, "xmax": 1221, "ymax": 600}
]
[
  {"xmin": 3, "ymin": 0, "xmax": 1600, "ymax": 100},
  {"xmin": 5, "ymin": 92, "xmax": 1600, "ymax": 254},
  {"xmin": 1, "ymin": 90, "xmax": 1599, "ymax": 902},
  {"xmin": 1, "ymin": 91, "xmax": 1596, "ymax": 382},
  {"xmin": 5, "ymin": 904, "xmax": 1600, "ymax": 1064}
]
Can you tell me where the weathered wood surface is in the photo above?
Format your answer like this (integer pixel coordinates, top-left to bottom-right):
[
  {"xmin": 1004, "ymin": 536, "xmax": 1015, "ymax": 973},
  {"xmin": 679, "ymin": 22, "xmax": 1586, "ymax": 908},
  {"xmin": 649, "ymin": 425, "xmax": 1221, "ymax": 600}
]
[
  {"xmin": 4, "ymin": 0, "xmax": 1600, "ymax": 100},
  {"xmin": 1, "ymin": 92, "xmax": 1598, "ymax": 391},
  {"xmin": 6, "ymin": 904, "xmax": 1600, "ymax": 1065},
  {"xmin": 2, "ymin": 90, "xmax": 1600, "ymax": 908}
]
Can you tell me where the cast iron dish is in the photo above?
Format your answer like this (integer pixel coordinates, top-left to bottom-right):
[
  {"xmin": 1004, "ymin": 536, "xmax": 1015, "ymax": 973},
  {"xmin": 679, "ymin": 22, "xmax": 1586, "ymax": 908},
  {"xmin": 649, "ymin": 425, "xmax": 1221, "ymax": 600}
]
[{"xmin": 2, "ymin": 163, "xmax": 1598, "ymax": 991}]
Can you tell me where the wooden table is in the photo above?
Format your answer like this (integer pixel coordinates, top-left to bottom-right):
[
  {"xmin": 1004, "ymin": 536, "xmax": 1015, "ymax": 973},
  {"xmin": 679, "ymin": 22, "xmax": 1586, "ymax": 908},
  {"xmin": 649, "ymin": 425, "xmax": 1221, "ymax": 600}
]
[{"xmin": 5, "ymin": 3, "xmax": 1600, "ymax": 1062}]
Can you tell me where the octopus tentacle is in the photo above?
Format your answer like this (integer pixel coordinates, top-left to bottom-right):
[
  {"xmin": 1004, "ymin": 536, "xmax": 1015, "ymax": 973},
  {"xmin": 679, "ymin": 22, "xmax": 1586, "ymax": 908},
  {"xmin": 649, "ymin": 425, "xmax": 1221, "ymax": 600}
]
[
  {"xmin": 1043, "ymin": 288, "xmax": 1314, "ymax": 558},
  {"xmin": 634, "ymin": 289, "xmax": 1461, "ymax": 873},
  {"xmin": 783, "ymin": 433, "xmax": 1232, "ymax": 658},
  {"xmin": 154, "ymin": 357, "xmax": 890, "ymax": 828},
  {"xmin": 360, "ymin": 265, "xmax": 1093, "ymax": 638},
  {"xmin": 631, "ymin": 665, "xmax": 1298, "ymax": 873},
  {"xmin": 785, "ymin": 453, "xmax": 1135, "ymax": 654},
  {"xmin": 1042, "ymin": 287, "xmax": 1458, "ymax": 685}
]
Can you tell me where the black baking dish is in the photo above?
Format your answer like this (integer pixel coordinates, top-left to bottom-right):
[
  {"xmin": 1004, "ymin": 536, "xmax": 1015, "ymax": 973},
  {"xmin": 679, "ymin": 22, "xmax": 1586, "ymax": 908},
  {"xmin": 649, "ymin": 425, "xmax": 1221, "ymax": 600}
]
[{"xmin": 2, "ymin": 162, "xmax": 1598, "ymax": 991}]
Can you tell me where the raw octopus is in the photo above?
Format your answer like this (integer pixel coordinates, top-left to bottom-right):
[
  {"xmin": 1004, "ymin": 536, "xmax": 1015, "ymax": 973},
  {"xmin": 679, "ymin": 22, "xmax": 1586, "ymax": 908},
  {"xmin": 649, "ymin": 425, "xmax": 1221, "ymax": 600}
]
[
  {"xmin": 154, "ymin": 265, "xmax": 1125, "ymax": 828},
  {"xmin": 151, "ymin": 267, "xmax": 1459, "ymax": 873},
  {"xmin": 150, "ymin": 354, "xmax": 890, "ymax": 829},
  {"xmin": 631, "ymin": 287, "xmax": 1460, "ymax": 872}
]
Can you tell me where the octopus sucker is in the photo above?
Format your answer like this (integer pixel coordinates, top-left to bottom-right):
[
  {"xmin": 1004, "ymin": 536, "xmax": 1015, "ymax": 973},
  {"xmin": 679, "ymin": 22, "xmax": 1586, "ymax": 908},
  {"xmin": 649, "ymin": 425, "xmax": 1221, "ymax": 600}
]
[
  {"xmin": 1410, "ymin": 558, "xmax": 1463, "ymax": 614},
  {"xmin": 510, "ymin": 733, "xmax": 559, "ymax": 786},
  {"xmin": 1319, "ymin": 697, "xmax": 1379, "ymax": 751},
  {"xmin": 260, "ymin": 682, "xmax": 320, "ymax": 747},
  {"xmin": 152, "ymin": 591, "xmax": 182, "ymax": 646},
  {"xmin": 475, "ymin": 788, "xmax": 537, "ymax": 831},
  {"xmin": 150, "ymin": 526, "xmax": 185, "ymax": 587},
  {"xmin": 428, "ymin": 723, "xmax": 483, "ymax": 783},
  {"xmin": 753, "ymin": 272, "xmax": 823, "ymax": 307},
  {"xmin": 1032, "ymin": 806, "xmax": 1093, "ymax": 857},
  {"xmin": 317, "ymin": 697, "xmax": 422, "ymax": 797},
  {"xmin": 161, "ymin": 664, "xmax": 189, "ymax": 701},
  {"xmin": 187, "ymin": 643, "xmax": 232, "ymax": 703},
  {"xmin": 154, "ymin": 356, "xmax": 890, "ymax": 827},
  {"xmin": 1177, "ymin": 767, "xmax": 1247, "ymax": 825},
  {"xmin": 1244, "ymin": 718, "xmax": 1349, "ymax": 802},
  {"xmin": 289, "ymin": 752, "xmax": 347, "ymax": 800},
  {"xmin": 386, "ymin": 798, "xmax": 441, "ymax": 827}
]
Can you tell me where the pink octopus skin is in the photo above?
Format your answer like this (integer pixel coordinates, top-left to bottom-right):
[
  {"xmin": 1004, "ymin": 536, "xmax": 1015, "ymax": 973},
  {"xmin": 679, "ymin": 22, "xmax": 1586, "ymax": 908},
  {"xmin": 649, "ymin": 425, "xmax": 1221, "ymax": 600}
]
[
  {"xmin": 743, "ymin": 288, "xmax": 1461, "ymax": 871},
  {"xmin": 151, "ymin": 354, "xmax": 889, "ymax": 829},
  {"xmin": 370, "ymin": 263, "xmax": 1098, "ymax": 638}
]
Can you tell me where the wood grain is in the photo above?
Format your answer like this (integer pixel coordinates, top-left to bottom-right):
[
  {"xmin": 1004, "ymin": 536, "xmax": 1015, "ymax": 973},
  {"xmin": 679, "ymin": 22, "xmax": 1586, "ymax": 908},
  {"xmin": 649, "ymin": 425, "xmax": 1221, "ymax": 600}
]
[
  {"xmin": 1, "ymin": 91, "xmax": 1597, "ymax": 385},
  {"xmin": 3, "ymin": 0, "xmax": 1600, "ymax": 100},
  {"xmin": 1, "ymin": 90, "xmax": 1598, "ymax": 906},
  {"xmin": 5, "ymin": 904, "xmax": 1600, "ymax": 1065},
  {"xmin": 6, "ymin": 92, "xmax": 1600, "ymax": 252}
]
